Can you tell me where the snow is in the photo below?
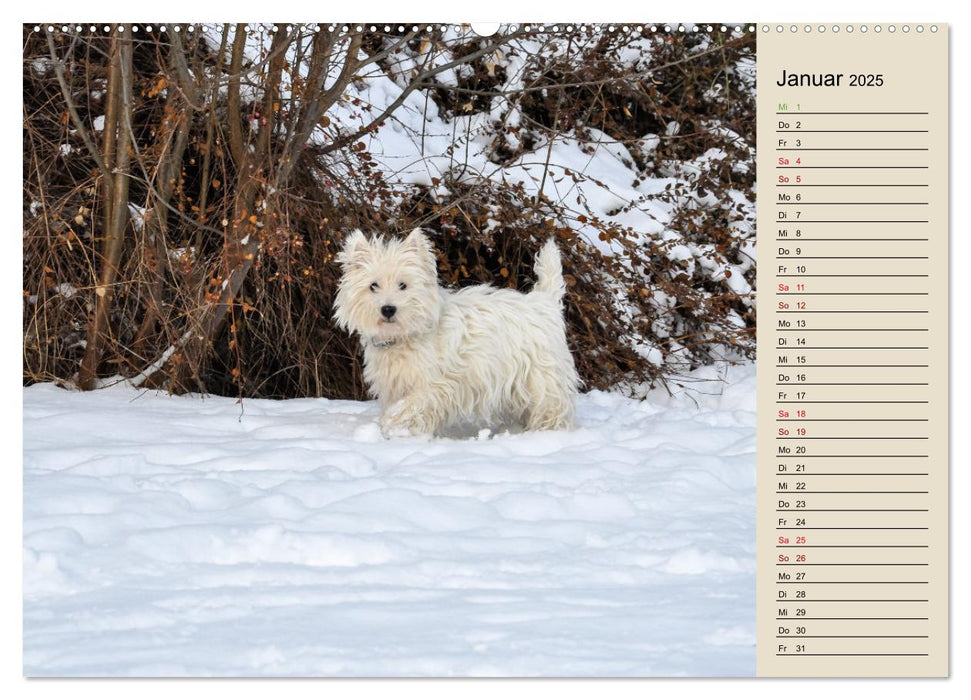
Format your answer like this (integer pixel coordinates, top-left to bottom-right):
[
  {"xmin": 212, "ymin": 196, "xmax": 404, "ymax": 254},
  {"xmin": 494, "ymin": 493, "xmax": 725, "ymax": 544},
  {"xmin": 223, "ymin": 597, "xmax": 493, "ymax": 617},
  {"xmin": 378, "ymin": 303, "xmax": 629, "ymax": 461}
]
[
  {"xmin": 54, "ymin": 283, "xmax": 77, "ymax": 299},
  {"xmin": 129, "ymin": 331, "xmax": 193, "ymax": 388},
  {"xmin": 23, "ymin": 364, "xmax": 756, "ymax": 676},
  {"xmin": 127, "ymin": 203, "xmax": 146, "ymax": 231},
  {"xmin": 329, "ymin": 66, "xmax": 679, "ymax": 256},
  {"xmin": 31, "ymin": 57, "xmax": 53, "ymax": 76}
]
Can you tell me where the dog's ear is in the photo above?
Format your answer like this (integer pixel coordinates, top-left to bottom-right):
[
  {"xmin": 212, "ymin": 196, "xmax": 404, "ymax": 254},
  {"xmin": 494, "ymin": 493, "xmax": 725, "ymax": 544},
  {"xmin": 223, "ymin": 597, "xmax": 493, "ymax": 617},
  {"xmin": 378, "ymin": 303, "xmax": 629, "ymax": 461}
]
[
  {"xmin": 401, "ymin": 228, "xmax": 437, "ymax": 276},
  {"xmin": 401, "ymin": 228, "xmax": 436, "ymax": 262},
  {"xmin": 401, "ymin": 228, "xmax": 432, "ymax": 254},
  {"xmin": 337, "ymin": 229, "xmax": 370, "ymax": 267}
]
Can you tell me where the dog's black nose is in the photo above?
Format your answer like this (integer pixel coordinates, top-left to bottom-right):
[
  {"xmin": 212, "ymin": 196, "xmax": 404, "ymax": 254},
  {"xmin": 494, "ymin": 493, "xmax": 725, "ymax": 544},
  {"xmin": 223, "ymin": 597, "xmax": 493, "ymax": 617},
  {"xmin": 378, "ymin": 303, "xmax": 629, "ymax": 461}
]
[{"xmin": 381, "ymin": 305, "xmax": 397, "ymax": 319}]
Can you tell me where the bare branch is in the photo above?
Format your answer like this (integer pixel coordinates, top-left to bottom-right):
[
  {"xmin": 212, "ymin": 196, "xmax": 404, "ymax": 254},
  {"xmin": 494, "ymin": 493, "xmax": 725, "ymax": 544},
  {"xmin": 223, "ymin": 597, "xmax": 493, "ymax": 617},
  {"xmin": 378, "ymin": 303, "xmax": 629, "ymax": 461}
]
[
  {"xmin": 276, "ymin": 33, "xmax": 363, "ymax": 185},
  {"xmin": 226, "ymin": 24, "xmax": 247, "ymax": 164},
  {"xmin": 45, "ymin": 32, "xmax": 110, "ymax": 180},
  {"xmin": 321, "ymin": 30, "xmax": 526, "ymax": 155}
]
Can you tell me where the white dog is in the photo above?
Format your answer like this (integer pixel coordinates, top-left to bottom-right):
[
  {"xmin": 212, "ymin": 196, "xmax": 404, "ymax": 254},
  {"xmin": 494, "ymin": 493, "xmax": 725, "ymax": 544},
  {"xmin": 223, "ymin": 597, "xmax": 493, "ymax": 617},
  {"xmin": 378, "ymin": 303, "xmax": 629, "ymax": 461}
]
[{"xmin": 334, "ymin": 228, "xmax": 579, "ymax": 437}]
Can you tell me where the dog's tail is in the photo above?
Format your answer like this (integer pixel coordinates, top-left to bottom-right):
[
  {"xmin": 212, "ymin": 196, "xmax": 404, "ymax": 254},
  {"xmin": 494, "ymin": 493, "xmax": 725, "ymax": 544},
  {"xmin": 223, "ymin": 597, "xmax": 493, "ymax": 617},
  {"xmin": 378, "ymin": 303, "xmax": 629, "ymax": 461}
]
[{"xmin": 533, "ymin": 237, "xmax": 566, "ymax": 302}]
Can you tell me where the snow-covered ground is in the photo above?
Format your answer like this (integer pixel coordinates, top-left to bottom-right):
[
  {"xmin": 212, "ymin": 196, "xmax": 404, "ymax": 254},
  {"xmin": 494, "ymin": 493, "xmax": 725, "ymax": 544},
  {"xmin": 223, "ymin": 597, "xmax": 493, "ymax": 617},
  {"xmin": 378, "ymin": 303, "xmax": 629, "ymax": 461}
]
[{"xmin": 22, "ymin": 364, "xmax": 756, "ymax": 676}]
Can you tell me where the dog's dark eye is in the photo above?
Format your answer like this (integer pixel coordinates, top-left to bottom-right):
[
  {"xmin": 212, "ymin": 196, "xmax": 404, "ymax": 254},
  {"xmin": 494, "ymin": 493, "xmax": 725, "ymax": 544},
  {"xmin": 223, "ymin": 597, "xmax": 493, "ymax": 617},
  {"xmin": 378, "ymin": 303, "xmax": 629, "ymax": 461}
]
[
  {"xmin": 398, "ymin": 282, "xmax": 407, "ymax": 290},
  {"xmin": 369, "ymin": 282, "xmax": 379, "ymax": 292}
]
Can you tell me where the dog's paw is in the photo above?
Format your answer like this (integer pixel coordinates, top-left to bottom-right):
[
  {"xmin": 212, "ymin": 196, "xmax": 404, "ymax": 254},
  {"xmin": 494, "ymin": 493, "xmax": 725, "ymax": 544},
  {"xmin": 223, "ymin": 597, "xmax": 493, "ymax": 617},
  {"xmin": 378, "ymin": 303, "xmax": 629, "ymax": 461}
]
[
  {"xmin": 379, "ymin": 400, "xmax": 434, "ymax": 438},
  {"xmin": 379, "ymin": 417, "xmax": 418, "ymax": 439}
]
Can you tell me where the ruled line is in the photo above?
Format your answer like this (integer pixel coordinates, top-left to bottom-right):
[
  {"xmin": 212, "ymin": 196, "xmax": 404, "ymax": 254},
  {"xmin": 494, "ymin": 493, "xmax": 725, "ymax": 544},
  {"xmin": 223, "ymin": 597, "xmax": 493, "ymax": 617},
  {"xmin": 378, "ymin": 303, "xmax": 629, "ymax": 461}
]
[
  {"xmin": 775, "ymin": 654, "xmax": 930, "ymax": 657},
  {"xmin": 775, "ymin": 239, "xmax": 929, "ymax": 242},
  {"xmin": 776, "ymin": 618, "xmax": 930, "ymax": 621},
  {"xmin": 777, "ymin": 636, "xmax": 929, "ymax": 639},
  {"xmin": 775, "ymin": 545, "xmax": 929, "ymax": 548},
  {"xmin": 774, "ymin": 111, "xmax": 929, "ymax": 115},
  {"xmin": 776, "ymin": 148, "xmax": 929, "ymax": 151},
  {"xmin": 776, "ymin": 309, "xmax": 929, "ymax": 312},
  {"xmin": 775, "ymin": 383, "xmax": 928, "ymax": 386},
  {"xmin": 775, "ymin": 489, "xmax": 929, "ymax": 492},
  {"xmin": 774, "ymin": 600, "xmax": 928, "ymax": 603},
  {"xmin": 774, "ymin": 220, "xmax": 929, "ymax": 223},
  {"xmin": 775, "ymin": 438, "xmax": 928, "ymax": 441},
  {"xmin": 777, "ymin": 563, "xmax": 928, "ymax": 566},
  {"xmin": 778, "ymin": 258, "xmax": 928, "ymax": 261},
  {"xmin": 776, "ymin": 166, "xmax": 929, "ymax": 169},
  {"xmin": 775, "ymin": 202, "xmax": 929, "ymax": 205}
]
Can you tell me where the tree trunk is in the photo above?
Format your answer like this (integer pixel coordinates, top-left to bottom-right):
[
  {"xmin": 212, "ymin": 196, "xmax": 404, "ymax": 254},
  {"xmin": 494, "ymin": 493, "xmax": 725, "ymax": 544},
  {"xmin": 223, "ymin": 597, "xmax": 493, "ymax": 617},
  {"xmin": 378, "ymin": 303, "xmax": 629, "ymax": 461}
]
[
  {"xmin": 131, "ymin": 31, "xmax": 199, "ymax": 370},
  {"xmin": 78, "ymin": 24, "xmax": 133, "ymax": 390}
]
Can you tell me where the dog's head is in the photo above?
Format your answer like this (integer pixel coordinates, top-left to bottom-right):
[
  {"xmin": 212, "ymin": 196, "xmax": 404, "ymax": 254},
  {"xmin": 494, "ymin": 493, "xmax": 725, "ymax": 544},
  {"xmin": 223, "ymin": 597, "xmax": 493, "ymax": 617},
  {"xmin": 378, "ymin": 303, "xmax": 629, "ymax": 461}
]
[{"xmin": 333, "ymin": 228, "xmax": 442, "ymax": 345}]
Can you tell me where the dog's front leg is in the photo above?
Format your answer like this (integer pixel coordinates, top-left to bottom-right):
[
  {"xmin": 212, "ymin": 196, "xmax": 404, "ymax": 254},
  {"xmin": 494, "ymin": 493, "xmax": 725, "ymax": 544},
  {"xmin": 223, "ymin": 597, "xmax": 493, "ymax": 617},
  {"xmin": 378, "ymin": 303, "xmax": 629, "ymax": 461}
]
[{"xmin": 379, "ymin": 389, "xmax": 449, "ymax": 438}]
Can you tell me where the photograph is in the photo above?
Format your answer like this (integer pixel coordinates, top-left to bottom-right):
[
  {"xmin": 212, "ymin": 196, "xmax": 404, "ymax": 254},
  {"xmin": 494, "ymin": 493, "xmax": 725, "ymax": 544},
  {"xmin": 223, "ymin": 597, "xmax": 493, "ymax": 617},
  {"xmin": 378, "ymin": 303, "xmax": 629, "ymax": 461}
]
[{"xmin": 22, "ymin": 22, "xmax": 757, "ymax": 676}]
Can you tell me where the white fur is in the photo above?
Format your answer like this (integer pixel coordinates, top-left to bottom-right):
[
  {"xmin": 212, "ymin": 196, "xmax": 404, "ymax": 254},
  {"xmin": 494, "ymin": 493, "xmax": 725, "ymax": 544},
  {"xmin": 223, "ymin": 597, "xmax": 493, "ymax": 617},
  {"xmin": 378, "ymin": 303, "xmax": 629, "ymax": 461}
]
[{"xmin": 334, "ymin": 228, "xmax": 579, "ymax": 437}]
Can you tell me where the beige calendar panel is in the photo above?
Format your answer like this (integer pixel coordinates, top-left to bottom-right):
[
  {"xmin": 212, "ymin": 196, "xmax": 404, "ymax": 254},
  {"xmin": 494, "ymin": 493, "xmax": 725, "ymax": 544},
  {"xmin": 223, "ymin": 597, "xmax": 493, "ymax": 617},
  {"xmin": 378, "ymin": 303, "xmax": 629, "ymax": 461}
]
[{"xmin": 755, "ymin": 25, "xmax": 948, "ymax": 677}]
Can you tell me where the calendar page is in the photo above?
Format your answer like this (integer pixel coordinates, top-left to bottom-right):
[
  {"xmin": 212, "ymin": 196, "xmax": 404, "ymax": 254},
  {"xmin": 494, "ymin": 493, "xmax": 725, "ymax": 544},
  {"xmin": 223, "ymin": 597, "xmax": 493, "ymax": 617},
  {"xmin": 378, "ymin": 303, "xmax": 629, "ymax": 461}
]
[
  {"xmin": 755, "ymin": 24, "xmax": 948, "ymax": 677},
  {"xmin": 21, "ymin": 21, "xmax": 948, "ymax": 679}
]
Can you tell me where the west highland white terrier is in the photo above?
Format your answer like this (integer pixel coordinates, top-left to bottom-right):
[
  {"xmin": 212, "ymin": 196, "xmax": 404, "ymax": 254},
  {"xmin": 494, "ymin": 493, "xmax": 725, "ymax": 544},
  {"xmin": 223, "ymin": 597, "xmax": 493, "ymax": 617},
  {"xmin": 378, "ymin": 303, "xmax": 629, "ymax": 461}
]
[{"xmin": 334, "ymin": 228, "xmax": 579, "ymax": 437}]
